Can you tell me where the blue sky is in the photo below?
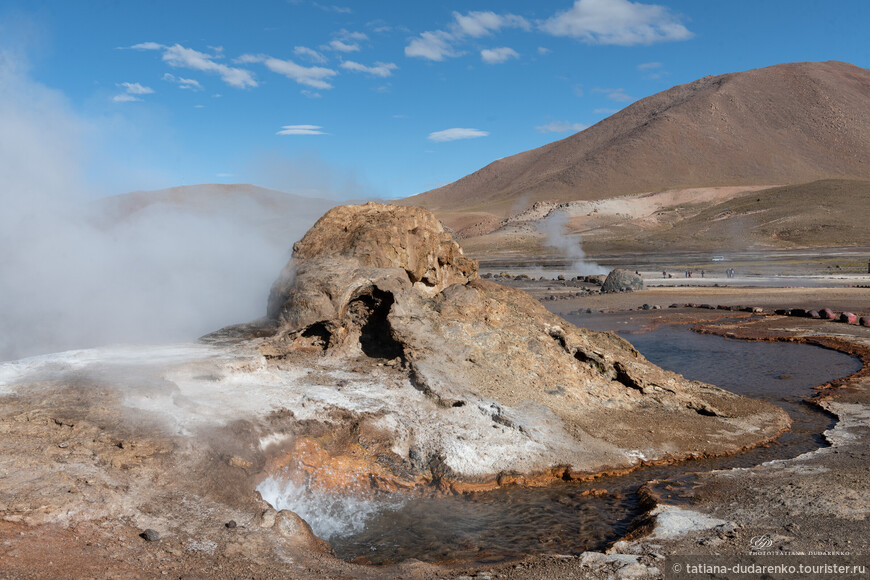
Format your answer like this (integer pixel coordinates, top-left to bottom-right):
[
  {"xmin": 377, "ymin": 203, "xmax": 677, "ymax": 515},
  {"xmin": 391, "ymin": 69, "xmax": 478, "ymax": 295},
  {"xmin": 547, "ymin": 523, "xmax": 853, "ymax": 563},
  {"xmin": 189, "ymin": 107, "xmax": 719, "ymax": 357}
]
[{"xmin": 2, "ymin": 0, "xmax": 869, "ymax": 200}]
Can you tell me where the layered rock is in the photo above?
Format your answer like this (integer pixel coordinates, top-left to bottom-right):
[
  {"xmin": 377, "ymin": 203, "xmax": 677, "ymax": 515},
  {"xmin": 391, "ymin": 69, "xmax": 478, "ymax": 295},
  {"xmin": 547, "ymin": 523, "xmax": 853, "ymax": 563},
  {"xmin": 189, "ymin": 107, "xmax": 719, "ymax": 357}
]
[{"xmin": 258, "ymin": 202, "xmax": 789, "ymax": 488}]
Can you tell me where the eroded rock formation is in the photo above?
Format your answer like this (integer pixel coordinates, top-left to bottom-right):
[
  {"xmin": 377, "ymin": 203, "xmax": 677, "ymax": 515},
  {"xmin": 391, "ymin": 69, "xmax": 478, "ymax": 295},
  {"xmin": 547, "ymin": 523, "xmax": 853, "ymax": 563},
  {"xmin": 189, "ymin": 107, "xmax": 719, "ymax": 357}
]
[{"xmin": 258, "ymin": 202, "xmax": 789, "ymax": 488}]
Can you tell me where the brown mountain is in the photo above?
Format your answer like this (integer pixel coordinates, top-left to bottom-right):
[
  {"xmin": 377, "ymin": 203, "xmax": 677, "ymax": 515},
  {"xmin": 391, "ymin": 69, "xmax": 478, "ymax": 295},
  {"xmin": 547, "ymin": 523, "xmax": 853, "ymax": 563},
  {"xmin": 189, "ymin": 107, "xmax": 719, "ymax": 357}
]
[{"xmin": 404, "ymin": 61, "xmax": 870, "ymax": 221}]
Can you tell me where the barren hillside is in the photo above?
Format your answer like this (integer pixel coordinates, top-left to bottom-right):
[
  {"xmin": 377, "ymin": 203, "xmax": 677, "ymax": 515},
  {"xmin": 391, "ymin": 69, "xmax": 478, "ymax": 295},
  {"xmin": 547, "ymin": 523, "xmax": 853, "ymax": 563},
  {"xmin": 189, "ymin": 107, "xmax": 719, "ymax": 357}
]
[
  {"xmin": 458, "ymin": 180, "xmax": 870, "ymax": 261},
  {"xmin": 405, "ymin": 61, "xmax": 870, "ymax": 221}
]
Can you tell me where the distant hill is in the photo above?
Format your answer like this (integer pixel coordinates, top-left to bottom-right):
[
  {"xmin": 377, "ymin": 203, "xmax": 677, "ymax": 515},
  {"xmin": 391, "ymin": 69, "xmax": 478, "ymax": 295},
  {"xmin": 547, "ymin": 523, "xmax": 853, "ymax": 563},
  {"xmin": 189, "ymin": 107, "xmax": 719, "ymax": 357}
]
[
  {"xmin": 94, "ymin": 184, "xmax": 336, "ymax": 246},
  {"xmin": 404, "ymin": 61, "xmax": 870, "ymax": 225}
]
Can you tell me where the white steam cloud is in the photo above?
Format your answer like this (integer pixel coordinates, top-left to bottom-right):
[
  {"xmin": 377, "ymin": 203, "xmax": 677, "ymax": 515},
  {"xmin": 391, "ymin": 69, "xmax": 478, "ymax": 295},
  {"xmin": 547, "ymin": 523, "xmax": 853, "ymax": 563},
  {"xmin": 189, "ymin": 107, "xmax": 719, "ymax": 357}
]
[
  {"xmin": 0, "ymin": 50, "xmax": 334, "ymax": 361},
  {"xmin": 537, "ymin": 211, "xmax": 607, "ymax": 275}
]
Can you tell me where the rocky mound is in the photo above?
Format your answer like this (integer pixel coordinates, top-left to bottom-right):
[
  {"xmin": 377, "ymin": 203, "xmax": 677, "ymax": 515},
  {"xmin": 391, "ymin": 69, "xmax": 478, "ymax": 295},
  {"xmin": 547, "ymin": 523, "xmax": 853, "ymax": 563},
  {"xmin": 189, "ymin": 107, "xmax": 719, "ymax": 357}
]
[
  {"xmin": 257, "ymin": 202, "xmax": 789, "ymax": 488},
  {"xmin": 602, "ymin": 269, "xmax": 645, "ymax": 293}
]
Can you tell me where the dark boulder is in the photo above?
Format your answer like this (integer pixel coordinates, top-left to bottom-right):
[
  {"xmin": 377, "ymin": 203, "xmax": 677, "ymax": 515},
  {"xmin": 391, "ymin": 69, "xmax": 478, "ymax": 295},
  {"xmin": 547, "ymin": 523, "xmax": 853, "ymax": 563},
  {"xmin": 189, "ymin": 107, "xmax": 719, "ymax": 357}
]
[{"xmin": 601, "ymin": 269, "xmax": 644, "ymax": 294}]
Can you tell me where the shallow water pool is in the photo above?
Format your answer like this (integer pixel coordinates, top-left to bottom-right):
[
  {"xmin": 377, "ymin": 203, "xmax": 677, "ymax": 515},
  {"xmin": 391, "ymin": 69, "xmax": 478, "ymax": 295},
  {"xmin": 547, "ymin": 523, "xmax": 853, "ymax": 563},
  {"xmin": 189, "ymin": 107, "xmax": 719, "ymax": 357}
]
[{"xmin": 291, "ymin": 325, "xmax": 862, "ymax": 563}]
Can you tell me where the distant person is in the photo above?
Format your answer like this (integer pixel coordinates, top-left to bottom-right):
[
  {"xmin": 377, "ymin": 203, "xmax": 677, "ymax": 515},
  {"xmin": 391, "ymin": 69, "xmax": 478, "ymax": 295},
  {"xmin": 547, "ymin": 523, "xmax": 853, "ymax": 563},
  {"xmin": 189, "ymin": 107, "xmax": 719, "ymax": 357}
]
[
  {"xmin": 701, "ymin": 270, "xmax": 705, "ymax": 278},
  {"xmin": 662, "ymin": 271, "xmax": 667, "ymax": 278}
]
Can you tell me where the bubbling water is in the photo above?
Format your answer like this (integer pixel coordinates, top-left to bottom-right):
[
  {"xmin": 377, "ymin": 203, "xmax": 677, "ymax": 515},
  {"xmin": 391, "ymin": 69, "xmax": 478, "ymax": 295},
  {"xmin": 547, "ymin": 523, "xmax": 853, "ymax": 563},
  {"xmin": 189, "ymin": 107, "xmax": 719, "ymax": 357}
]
[{"xmin": 257, "ymin": 473, "xmax": 406, "ymax": 542}]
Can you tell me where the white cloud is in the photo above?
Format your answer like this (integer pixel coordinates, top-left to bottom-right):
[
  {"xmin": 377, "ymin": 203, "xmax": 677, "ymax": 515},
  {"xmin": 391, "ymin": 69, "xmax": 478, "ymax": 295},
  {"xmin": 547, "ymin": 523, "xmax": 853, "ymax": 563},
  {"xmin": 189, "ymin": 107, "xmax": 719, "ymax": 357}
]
[
  {"xmin": 277, "ymin": 124, "xmax": 327, "ymax": 136},
  {"xmin": 118, "ymin": 82, "xmax": 154, "ymax": 95},
  {"xmin": 113, "ymin": 81, "xmax": 153, "ymax": 102},
  {"xmin": 301, "ymin": 90, "xmax": 322, "ymax": 99},
  {"xmin": 239, "ymin": 54, "xmax": 337, "ymax": 89},
  {"xmin": 336, "ymin": 29, "xmax": 368, "ymax": 42},
  {"xmin": 536, "ymin": 121, "xmax": 588, "ymax": 133},
  {"xmin": 405, "ymin": 10, "xmax": 528, "ymax": 61},
  {"xmin": 573, "ymin": 84, "xmax": 584, "ymax": 97},
  {"xmin": 327, "ymin": 39, "xmax": 360, "ymax": 52},
  {"xmin": 405, "ymin": 31, "xmax": 459, "ymax": 61},
  {"xmin": 130, "ymin": 41, "xmax": 162, "ymax": 51},
  {"xmin": 452, "ymin": 11, "xmax": 530, "ymax": 37},
  {"xmin": 112, "ymin": 94, "xmax": 141, "ymax": 103},
  {"xmin": 162, "ymin": 73, "xmax": 203, "ymax": 90},
  {"xmin": 538, "ymin": 46, "xmax": 552, "ymax": 55},
  {"xmin": 481, "ymin": 47, "xmax": 519, "ymax": 64},
  {"xmin": 428, "ymin": 128, "xmax": 489, "ymax": 142},
  {"xmin": 132, "ymin": 42, "xmax": 257, "ymax": 88},
  {"xmin": 540, "ymin": 0, "xmax": 693, "ymax": 45},
  {"xmin": 294, "ymin": 46, "xmax": 327, "ymax": 64},
  {"xmin": 637, "ymin": 61, "xmax": 662, "ymax": 70},
  {"xmin": 341, "ymin": 60, "xmax": 397, "ymax": 77}
]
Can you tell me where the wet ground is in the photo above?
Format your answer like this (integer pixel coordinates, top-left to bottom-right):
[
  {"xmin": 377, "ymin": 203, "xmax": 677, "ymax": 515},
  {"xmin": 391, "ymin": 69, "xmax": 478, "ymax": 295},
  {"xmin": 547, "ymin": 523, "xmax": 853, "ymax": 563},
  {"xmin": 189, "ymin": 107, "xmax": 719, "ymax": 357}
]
[{"xmin": 325, "ymin": 323, "xmax": 860, "ymax": 564}]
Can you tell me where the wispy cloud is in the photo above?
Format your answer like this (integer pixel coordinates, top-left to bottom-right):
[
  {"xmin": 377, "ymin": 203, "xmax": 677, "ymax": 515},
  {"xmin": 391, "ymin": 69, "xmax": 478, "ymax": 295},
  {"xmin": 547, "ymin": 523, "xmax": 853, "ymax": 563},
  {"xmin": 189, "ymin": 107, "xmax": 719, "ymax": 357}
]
[
  {"xmin": 327, "ymin": 39, "xmax": 360, "ymax": 52},
  {"xmin": 324, "ymin": 30, "xmax": 368, "ymax": 53},
  {"xmin": 162, "ymin": 73, "xmax": 203, "ymax": 90},
  {"xmin": 453, "ymin": 11, "xmax": 530, "ymax": 37},
  {"xmin": 537, "ymin": 46, "xmax": 552, "ymax": 55},
  {"xmin": 593, "ymin": 87, "xmax": 634, "ymax": 102},
  {"xmin": 406, "ymin": 11, "xmax": 529, "ymax": 61},
  {"xmin": 112, "ymin": 93, "xmax": 141, "ymax": 103},
  {"xmin": 131, "ymin": 42, "xmax": 257, "ymax": 88},
  {"xmin": 337, "ymin": 29, "xmax": 368, "ymax": 42},
  {"xmin": 113, "ymin": 81, "xmax": 154, "ymax": 102},
  {"xmin": 536, "ymin": 121, "xmax": 588, "ymax": 133},
  {"xmin": 237, "ymin": 54, "xmax": 337, "ymax": 89},
  {"xmin": 277, "ymin": 124, "xmax": 328, "ymax": 136},
  {"xmin": 313, "ymin": 3, "xmax": 352, "ymax": 14},
  {"xmin": 119, "ymin": 82, "xmax": 153, "ymax": 95},
  {"xmin": 481, "ymin": 47, "xmax": 519, "ymax": 64},
  {"xmin": 341, "ymin": 60, "xmax": 397, "ymax": 77},
  {"xmin": 428, "ymin": 127, "xmax": 489, "ymax": 142},
  {"xmin": 638, "ymin": 61, "xmax": 668, "ymax": 79},
  {"xmin": 540, "ymin": 0, "xmax": 693, "ymax": 45},
  {"xmin": 294, "ymin": 46, "xmax": 327, "ymax": 64}
]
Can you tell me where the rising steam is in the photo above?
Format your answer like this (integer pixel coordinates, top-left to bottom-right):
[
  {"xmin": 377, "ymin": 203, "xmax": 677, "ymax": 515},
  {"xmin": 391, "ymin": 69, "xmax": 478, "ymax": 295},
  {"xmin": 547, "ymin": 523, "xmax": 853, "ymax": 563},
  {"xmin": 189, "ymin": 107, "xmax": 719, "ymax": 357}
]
[
  {"xmin": 536, "ymin": 211, "xmax": 607, "ymax": 275},
  {"xmin": 0, "ymin": 50, "xmax": 336, "ymax": 361}
]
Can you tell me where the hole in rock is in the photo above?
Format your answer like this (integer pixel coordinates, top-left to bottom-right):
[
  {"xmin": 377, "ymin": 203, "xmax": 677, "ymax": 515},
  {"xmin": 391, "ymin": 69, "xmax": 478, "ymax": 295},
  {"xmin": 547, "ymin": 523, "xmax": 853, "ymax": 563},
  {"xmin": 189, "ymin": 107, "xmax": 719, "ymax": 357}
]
[
  {"xmin": 347, "ymin": 289, "xmax": 405, "ymax": 359},
  {"xmin": 301, "ymin": 322, "xmax": 332, "ymax": 350}
]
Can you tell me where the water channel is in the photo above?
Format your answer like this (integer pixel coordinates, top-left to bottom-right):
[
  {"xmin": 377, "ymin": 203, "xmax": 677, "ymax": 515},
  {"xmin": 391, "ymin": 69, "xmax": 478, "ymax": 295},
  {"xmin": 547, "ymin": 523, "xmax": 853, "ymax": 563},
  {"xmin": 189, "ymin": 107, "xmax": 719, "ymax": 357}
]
[{"xmin": 271, "ymin": 323, "xmax": 861, "ymax": 564}]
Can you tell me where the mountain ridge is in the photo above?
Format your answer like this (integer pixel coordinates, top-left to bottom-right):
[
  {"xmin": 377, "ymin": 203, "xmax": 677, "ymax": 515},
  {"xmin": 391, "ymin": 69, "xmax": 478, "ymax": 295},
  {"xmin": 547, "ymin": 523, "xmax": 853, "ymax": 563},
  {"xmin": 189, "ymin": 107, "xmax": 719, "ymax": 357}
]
[{"xmin": 404, "ymin": 61, "xmax": 870, "ymax": 218}]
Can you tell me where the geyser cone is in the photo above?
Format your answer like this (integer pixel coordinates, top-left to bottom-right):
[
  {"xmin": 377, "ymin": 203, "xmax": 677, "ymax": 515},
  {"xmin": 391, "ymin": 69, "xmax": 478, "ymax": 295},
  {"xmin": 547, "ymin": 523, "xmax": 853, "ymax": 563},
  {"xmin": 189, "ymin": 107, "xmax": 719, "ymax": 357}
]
[{"xmin": 251, "ymin": 202, "xmax": 789, "ymax": 490}]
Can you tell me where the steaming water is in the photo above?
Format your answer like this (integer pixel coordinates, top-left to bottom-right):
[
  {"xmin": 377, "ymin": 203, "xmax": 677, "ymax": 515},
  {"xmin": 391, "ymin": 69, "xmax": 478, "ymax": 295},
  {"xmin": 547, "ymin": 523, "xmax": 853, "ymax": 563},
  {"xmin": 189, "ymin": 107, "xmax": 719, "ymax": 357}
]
[
  {"xmin": 257, "ymin": 475, "xmax": 406, "ymax": 541},
  {"xmin": 309, "ymin": 325, "xmax": 860, "ymax": 564},
  {"xmin": 0, "ymin": 343, "xmax": 222, "ymax": 387}
]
